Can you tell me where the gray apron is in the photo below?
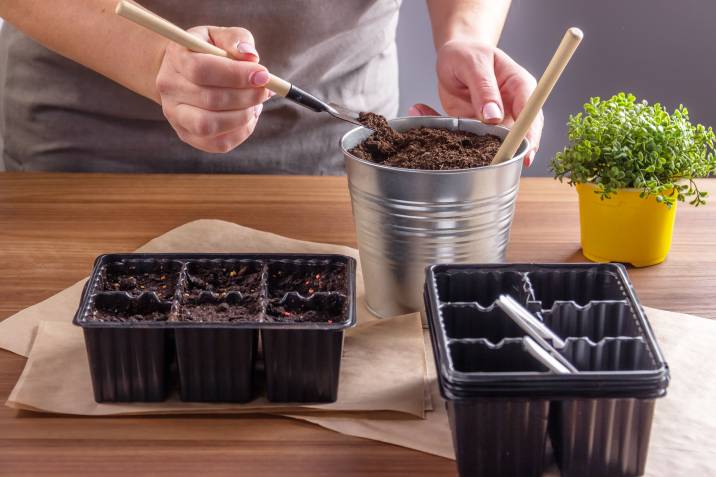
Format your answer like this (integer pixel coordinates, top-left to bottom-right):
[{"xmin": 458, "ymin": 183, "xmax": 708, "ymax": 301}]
[{"xmin": 0, "ymin": 0, "xmax": 400, "ymax": 174}]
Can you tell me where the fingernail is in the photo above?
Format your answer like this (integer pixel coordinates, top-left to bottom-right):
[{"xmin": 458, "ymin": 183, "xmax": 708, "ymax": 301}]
[
  {"xmin": 526, "ymin": 150, "xmax": 535, "ymax": 166},
  {"xmin": 407, "ymin": 106, "xmax": 420, "ymax": 116},
  {"xmin": 254, "ymin": 103, "xmax": 263, "ymax": 118},
  {"xmin": 482, "ymin": 102, "xmax": 503, "ymax": 122},
  {"xmin": 250, "ymin": 70, "xmax": 269, "ymax": 86},
  {"xmin": 236, "ymin": 42, "xmax": 258, "ymax": 57}
]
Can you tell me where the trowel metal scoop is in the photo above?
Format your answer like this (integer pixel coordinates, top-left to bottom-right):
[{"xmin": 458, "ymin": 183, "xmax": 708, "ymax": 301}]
[
  {"xmin": 115, "ymin": 1, "xmax": 364, "ymax": 128},
  {"xmin": 272, "ymin": 88, "xmax": 363, "ymax": 128}
]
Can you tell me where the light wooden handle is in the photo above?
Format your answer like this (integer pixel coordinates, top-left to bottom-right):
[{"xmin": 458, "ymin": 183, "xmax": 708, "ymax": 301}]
[
  {"xmin": 115, "ymin": 0, "xmax": 291, "ymax": 96},
  {"xmin": 491, "ymin": 27, "xmax": 583, "ymax": 165}
]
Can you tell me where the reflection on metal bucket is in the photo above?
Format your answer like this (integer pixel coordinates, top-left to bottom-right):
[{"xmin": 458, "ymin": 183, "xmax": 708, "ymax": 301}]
[{"xmin": 342, "ymin": 117, "xmax": 529, "ymax": 319}]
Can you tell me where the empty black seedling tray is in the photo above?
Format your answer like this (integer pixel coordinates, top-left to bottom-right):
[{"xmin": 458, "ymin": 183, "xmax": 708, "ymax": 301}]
[
  {"xmin": 424, "ymin": 263, "xmax": 669, "ymax": 477},
  {"xmin": 73, "ymin": 253, "xmax": 356, "ymax": 404}
]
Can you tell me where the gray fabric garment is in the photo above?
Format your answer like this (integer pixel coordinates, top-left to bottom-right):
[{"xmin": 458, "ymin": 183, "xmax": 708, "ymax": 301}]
[{"xmin": 0, "ymin": 1, "xmax": 401, "ymax": 174}]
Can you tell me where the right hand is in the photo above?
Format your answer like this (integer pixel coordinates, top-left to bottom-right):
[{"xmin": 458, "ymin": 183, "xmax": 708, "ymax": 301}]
[{"xmin": 155, "ymin": 26, "xmax": 272, "ymax": 153}]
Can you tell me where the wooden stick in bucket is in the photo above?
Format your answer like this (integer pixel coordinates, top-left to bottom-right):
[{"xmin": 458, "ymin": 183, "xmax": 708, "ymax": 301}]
[{"xmin": 491, "ymin": 27, "xmax": 583, "ymax": 165}]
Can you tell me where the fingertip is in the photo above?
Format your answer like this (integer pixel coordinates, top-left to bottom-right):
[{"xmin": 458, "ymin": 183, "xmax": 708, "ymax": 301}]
[
  {"xmin": 235, "ymin": 41, "xmax": 259, "ymax": 62},
  {"xmin": 250, "ymin": 69, "xmax": 270, "ymax": 87},
  {"xmin": 524, "ymin": 150, "xmax": 536, "ymax": 167},
  {"xmin": 407, "ymin": 106, "xmax": 421, "ymax": 116},
  {"xmin": 481, "ymin": 102, "xmax": 503, "ymax": 124}
]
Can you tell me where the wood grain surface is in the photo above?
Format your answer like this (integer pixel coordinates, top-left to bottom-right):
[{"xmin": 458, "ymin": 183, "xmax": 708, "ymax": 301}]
[{"xmin": 1, "ymin": 173, "xmax": 714, "ymax": 476}]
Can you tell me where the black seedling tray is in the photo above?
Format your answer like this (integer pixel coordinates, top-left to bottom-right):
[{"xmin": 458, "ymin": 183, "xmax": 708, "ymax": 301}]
[
  {"xmin": 424, "ymin": 263, "xmax": 669, "ymax": 477},
  {"xmin": 73, "ymin": 253, "xmax": 356, "ymax": 404}
]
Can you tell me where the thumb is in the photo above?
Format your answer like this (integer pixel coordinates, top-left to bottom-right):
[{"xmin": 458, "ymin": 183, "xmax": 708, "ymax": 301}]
[
  {"xmin": 407, "ymin": 103, "xmax": 441, "ymax": 116},
  {"xmin": 207, "ymin": 26, "xmax": 260, "ymax": 63},
  {"xmin": 460, "ymin": 54, "xmax": 504, "ymax": 124}
]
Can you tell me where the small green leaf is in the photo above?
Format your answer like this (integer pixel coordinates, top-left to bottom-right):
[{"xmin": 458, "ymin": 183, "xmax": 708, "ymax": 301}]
[{"xmin": 550, "ymin": 92, "xmax": 716, "ymax": 208}]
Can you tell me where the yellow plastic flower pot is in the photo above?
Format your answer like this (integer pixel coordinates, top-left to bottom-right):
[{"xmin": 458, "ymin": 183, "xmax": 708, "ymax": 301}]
[{"xmin": 576, "ymin": 183, "xmax": 677, "ymax": 267}]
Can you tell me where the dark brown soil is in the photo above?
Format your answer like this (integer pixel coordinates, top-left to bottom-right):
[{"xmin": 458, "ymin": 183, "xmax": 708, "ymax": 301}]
[
  {"xmin": 178, "ymin": 297, "xmax": 262, "ymax": 322},
  {"xmin": 90, "ymin": 258, "xmax": 352, "ymax": 325},
  {"xmin": 268, "ymin": 264, "xmax": 346, "ymax": 298},
  {"xmin": 186, "ymin": 262, "xmax": 262, "ymax": 297},
  {"xmin": 267, "ymin": 296, "xmax": 346, "ymax": 323},
  {"xmin": 102, "ymin": 265, "xmax": 178, "ymax": 300},
  {"xmin": 350, "ymin": 112, "xmax": 502, "ymax": 170},
  {"xmin": 93, "ymin": 309, "xmax": 168, "ymax": 322}
]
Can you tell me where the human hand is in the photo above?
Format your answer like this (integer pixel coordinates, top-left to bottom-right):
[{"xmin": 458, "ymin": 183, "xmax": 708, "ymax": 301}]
[
  {"xmin": 155, "ymin": 26, "xmax": 272, "ymax": 153},
  {"xmin": 409, "ymin": 40, "xmax": 542, "ymax": 167}
]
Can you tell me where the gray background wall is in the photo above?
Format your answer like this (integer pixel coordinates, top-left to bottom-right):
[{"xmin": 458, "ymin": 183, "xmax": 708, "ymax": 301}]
[
  {"xmin": 2, "ymin": 1, "xmax": 715, "ymax": 175},
  {"xmin": 396, "ymin": 0, "xmax": 716, "ymax": 176}
]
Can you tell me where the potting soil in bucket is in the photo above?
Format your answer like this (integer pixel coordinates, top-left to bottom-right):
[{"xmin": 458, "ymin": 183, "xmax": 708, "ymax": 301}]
[{"xmin": 342, "ymin": 114, "xmax": 529, "ymax": 319}]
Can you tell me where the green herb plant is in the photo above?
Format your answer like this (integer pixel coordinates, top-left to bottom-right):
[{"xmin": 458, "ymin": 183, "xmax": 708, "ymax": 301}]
[{"xmin": 551, "ymin": 92, "xmax": 716, "ymax": 207}]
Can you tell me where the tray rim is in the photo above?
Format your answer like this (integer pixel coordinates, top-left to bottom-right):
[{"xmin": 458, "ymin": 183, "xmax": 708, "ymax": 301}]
[
  {"xmin": 424, "ymin": 262, "xmax": 670, "ymax": 398},
  {"xmin": 73, "ymin": 253, "xmax": 357, "ymax": 331}
]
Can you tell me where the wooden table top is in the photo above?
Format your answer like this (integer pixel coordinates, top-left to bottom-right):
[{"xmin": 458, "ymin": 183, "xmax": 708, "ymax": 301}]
[{"xmin": 1, "ymin": 173, "xmax": 714, "ymax": 476}]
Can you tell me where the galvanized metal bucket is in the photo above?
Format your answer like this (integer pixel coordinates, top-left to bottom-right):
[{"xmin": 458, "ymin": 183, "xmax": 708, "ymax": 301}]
[{"xmin": 341, "ymin": 116, "xmax": 529, "ymax": 319}]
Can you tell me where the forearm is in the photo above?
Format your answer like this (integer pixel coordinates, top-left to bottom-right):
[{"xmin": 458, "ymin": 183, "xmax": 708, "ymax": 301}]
[
  {"xmin": 426, "ymin": 0, "xmax": 511, "ymax": 49},
  {"xmin": 0, "ymin": 0, "xmax": 167, "ymax": 102}
]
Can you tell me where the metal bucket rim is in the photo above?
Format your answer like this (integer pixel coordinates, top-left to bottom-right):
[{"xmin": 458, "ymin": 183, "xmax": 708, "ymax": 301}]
[{"xmin": 341, "ymin": 116, "xmax": 530, "ymax": 175}]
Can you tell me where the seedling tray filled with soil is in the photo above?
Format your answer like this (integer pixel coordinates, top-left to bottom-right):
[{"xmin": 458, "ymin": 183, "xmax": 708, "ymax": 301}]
[
  {"xmin": 424, "ymin": 263, "xmax": 669, "ymax": 477},
  {"xmin": 74, "ymin": 253, "xmax": 356, "ymax": 404}
]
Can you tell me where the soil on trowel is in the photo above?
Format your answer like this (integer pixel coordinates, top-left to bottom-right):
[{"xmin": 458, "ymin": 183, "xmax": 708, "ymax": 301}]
[{"xmin": 350, "ymin": 112, "xmax": 502, "ymax": 170}]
